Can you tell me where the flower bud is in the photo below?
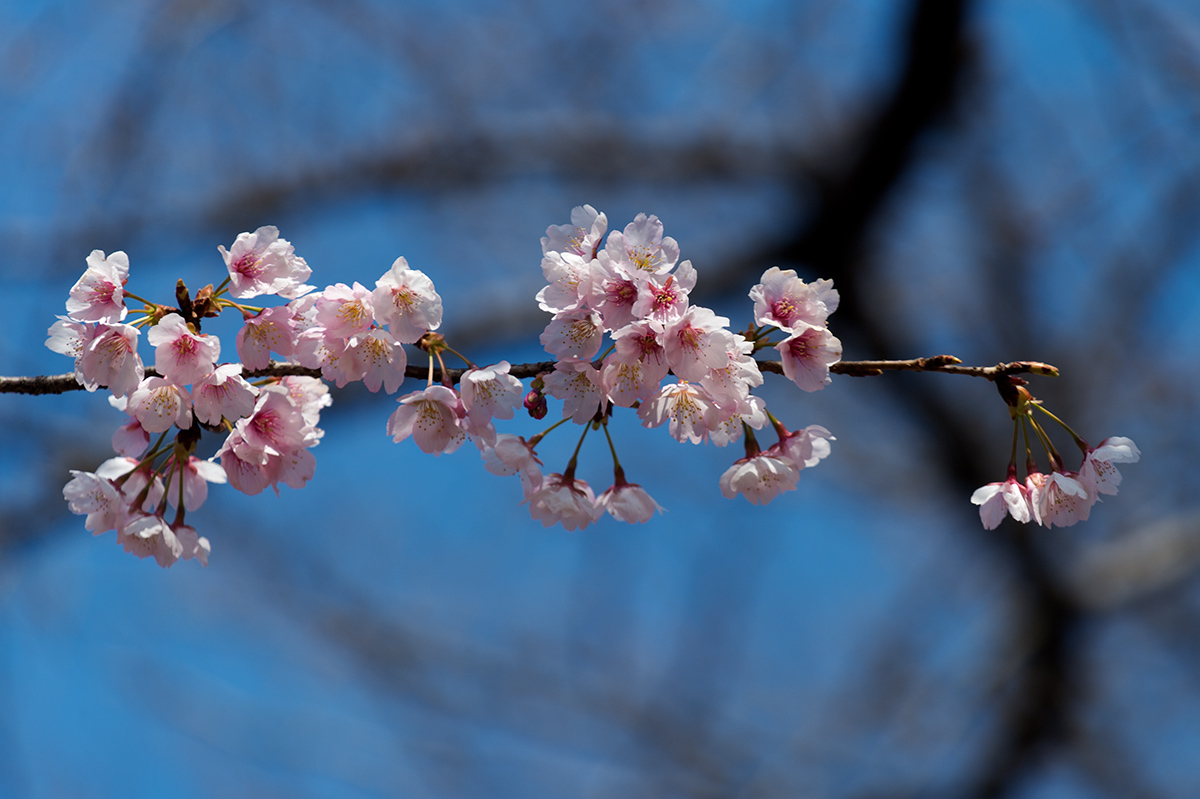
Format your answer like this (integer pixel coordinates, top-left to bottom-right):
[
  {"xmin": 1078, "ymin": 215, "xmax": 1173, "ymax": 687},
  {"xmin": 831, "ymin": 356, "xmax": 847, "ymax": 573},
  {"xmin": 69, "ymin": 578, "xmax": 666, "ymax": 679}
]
[{"xmin": 524, "ymin": 387, "xmax": 548, "ymax": 420}]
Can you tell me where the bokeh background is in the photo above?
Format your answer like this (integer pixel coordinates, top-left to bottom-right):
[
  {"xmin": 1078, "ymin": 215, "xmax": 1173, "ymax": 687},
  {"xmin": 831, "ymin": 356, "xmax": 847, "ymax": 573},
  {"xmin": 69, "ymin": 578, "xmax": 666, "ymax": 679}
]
[{"xmin": 2, "ymin": 0, "xmax": 1199, "ymax": 797}]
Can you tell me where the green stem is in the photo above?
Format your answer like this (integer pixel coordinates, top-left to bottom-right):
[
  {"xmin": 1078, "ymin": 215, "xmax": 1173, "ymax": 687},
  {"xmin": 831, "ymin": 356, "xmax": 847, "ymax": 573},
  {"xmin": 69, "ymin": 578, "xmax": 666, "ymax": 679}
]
[
  {"xmin": 528, "ymin": 416, "xmax": 570, "ymax": 448},
  {"xmin": 443, "ymin": 346, "xmax": 476, "ymax": 371},
  {"xmin": 1031, "ymin": 403, "xmax": 1088, "ymax": 452},
  {"xmin": 562, "ymin": 419, "xmax": 592, "ymax": 480},
  {"xmin": 600, "ymin": 417, "xmax": 625, "ymax": 482}
]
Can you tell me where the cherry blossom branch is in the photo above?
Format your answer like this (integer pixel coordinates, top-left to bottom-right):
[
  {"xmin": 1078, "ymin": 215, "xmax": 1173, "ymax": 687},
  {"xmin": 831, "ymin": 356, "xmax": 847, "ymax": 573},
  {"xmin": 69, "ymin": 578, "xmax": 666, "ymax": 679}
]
[{"xmin": 0, "ymin": 356, "xmax": 1059, "ymax": 396}]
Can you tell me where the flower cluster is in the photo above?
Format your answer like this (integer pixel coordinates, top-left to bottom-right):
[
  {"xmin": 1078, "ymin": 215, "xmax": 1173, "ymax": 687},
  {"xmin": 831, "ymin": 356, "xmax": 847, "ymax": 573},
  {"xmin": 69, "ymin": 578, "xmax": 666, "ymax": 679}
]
[
  {"xmin": 48, "ymin": 228, "xmax": 446, "ymax": 565},
  {"xmin": 470, "ymin": 206, "xmax": 840, "ymax": 530},
  {"xmin": 971, "ymin": 388, "xmax": 1139, "ymax": 529},
  {"xmin": 46, "ymin": 206, "xmax": 1132, "ymax": 567}
]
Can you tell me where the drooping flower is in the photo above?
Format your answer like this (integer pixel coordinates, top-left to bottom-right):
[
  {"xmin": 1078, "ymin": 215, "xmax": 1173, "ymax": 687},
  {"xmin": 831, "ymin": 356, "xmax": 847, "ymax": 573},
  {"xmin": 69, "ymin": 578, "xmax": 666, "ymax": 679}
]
[
  {"xmin": 774, "ymin": 424, "xmax": 835, "ymax": 469},
  {"xmin": 174, "ymin": 524, "xmax": 211, "ymax": 567},
  {"xmin": 596, "ymin": 474, "xmax": 663, "ymax": 523},
  {"xmin": 162, "ymin": 454, "xmax": 228, "ymax": 512},
  {"xmin": 527, "ymin": 473, "xmax": 599, "ymax": 531},
  {"xmin": 63, "ymin": 468, "xmax": 127, "ymax": 534},
  {"xmin": 719, "ymin": 452, "xmax": 801, "ymax": 505},
  {"xmin": 1079, "ymin": 436, "xmax": 1140, "ymax": 496},
  {"xmin": 386, "ymin": 385, "xmax": 466, "ymax": 455},
  {"xmin": 971, "ymin": 475, "xmax": 1034, "ymax": 529},
  {"xmin": 1030, "ymin": 470, "xmax": 1093, "ymax": 528},
  {"xmin": 118, "ymin": 513, "xmax": 184, "ymax": 568},
  {"xmin": 481, "ymin": 434, "xmax": 544, "ymax": 494}
]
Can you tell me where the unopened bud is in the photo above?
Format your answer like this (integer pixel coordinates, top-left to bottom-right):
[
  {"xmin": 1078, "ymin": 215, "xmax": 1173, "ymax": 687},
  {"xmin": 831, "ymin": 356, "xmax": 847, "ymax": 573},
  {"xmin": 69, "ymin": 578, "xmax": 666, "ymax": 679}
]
[
  {"xmin": 524, "ymin": 388, "xmax": 548, "ymax": 420},
  {"xmin": 1023, "ymin": 361, "xmax": 1059, "ymax": 377}
]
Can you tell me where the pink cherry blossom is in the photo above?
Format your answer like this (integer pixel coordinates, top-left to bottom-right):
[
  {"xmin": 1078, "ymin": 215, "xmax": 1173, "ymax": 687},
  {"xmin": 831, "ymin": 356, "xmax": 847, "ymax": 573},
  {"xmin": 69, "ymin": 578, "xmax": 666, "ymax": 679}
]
[
  {"xmin": 279, "ymin": 376, "xmax": 332, "ymax": 434},
  {"xmin": 707, "ymin": 394, "xmax": 767, "ymax": 448},
  {"xmin": 47, "ymin": 316, "xmax": 103, "ymax": 390},
  {"xmin": 235, "ymin": 306, "xmax": 298, "ymax": 370},
  {"xmin": 325, "ymin": 327, "xmax": 407, "ymax": 392},
  {"xmin": 460, "ymin": 361, "xmax": 523, "ymax": 423},
  {"xmin": 527, "ymin": 473, "xmax": 599, "ymax": 531},
  {"xmin": 605, "ymin": 213, "xmax": 679, "ymax": 281},
  {"xmin": 536, "ymin": 251, "xmax": 594, "ymax": 314},
  {"xmin": 777, "ymin": 323, "xmax": 842, "ymax": 392},
  {"xmin": 749, "ymin": 267, "xmax": 838, "ymax": 331},
  {"xmin": 971, "ymin": 476, "xmax": 1034, "ymax": 529},
  {"xmin": 126, "ymin": 377, "xmax": 192, "ymax": 433},
  {"xmin": 147, "ymin": 313, "xmax": 221, "ymax": 386},
  {"xmin": 63, "ymin": 468, "xmax": 126, "ymax": 534},
  {"xmin": 216, "ymin": 431, "xmax": 282, "ymax": 495},
  {"xmin": 110, "ymin": 413, "xmax": 150, "ymax": 457},
  {"xmin": 218, "ymin": 226, "xmax": 312, "ymax": 299},
  {"xmin": 1031, "ymin": 471, "xmax": 1093, "ymax": 528},
  {"xmin": 586, "ymin": 254, "xmax": 640, "ymax": 330},
  {"xmin": 774, "ymin": 424, "xmax": 835, "ymax": 468},
  {"xmin": 699, "ymin": 334, "xmax": 762, "ymax": 405},
  {"xmin": 481, "ymin": 434, "xmax": 544, "ymax": 493},
  {"xmin": 630, "ymin": 262, "xmax": 696, "ymax": 323},
  {"xmin": 118, "ymin": 514, "xmax": 184, "ymax": 568},
  {"xmin": 543, "ymin": 359, "xmax": 605, "ymax": 424},
  {"xmin": 1079, "ymin": 436, "xmax": 1140, "ymax": 496},
  {"xmin": 174, "ymin": 524, "xmax": 211, "ymax": 566},
  {"xmin": 596, "ymin": 477, "xmax": 662, "ymax": 523},
  {"xmin": 542, "ymin": 204, "xmax": 607, "ymax": 259},
  {"xmin": 663, "ymin": 306, "xmax": 735, "ymax": 382},
  {"xmin": 234, "ymin": 385, "xmax": 309, "ymax": 460},
  {"xmin": 66, "ymin": 250, "xmax": 128, "ymax": 322},
  {"xmin": 162, "ymin": 454, "xmax": 227, "ymax": 511},
  {"xmin": 371, "ymin": 257, "xmax": 443, "ymax": 343},
  {"xmin": 601, "ymin": 353, "xmax": 666, "ymax": 408},
  {"xmin": 193, "ymin": 364, "xmax": 258, "ymax": 425},
  {"xmin": 386, "ymin": 385, "xmax": 466, "ymax": 455},
  {"xmin": 540, "ymin": 308, "xmax": 604, "ymax": 361},
  {"xmin": 612, "ymin": 319, "xmax": 668, "ymax": 368},
  {"xmin": 638, "ymin": 381, "xmax": 720, "ymax": 444},
  {"xmin": 109, "ymin": 458, "xmax": 165, "ymax": 514},
  {"xmin": 315, "ymin": 282, "xmax": 375, "ymax": 343},
  {"xmin": 78, "ymin": 323, "xmax": 144, "ymax": 397},
  {"xmin": 719, "ymin": 452, "xmax": 801, "ymax": 505}
]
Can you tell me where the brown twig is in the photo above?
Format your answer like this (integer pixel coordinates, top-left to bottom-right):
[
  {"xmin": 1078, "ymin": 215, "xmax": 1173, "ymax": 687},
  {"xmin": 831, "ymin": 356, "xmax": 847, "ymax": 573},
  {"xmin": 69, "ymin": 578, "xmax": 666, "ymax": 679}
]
[{"xmin": 0, "ymin": 356, "xmax": 1057, "ymax": 396}]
